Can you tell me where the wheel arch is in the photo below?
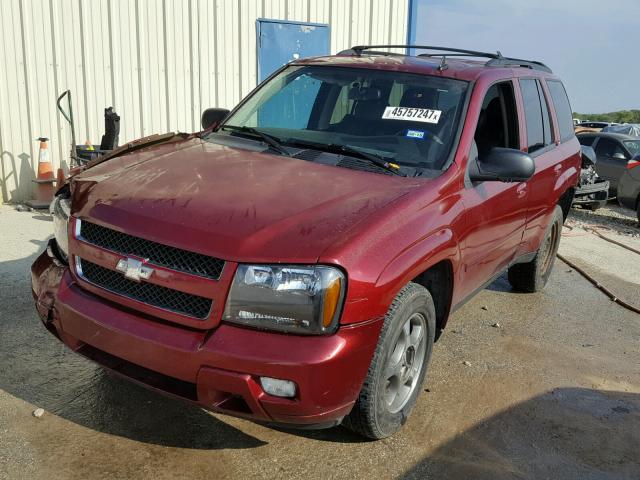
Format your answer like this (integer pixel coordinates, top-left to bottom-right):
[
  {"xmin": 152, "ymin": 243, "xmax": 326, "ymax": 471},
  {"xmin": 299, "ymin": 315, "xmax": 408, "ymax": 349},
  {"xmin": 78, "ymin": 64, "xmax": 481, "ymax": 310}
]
[
  {"xmin": 375, "ymin": 227, "xmax": 459, "ymax": 341},
  {"xmin": 557, "ymin": 186, "xmax": 575, "ymax": 222},
  {"xmin": 411, "ymin": 260, "xmax": 454, "ymax": 341}
]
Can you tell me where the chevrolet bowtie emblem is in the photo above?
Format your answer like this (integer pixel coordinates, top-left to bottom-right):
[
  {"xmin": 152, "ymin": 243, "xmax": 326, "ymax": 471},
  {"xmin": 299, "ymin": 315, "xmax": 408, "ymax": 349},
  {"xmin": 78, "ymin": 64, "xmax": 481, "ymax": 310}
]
[{"xmin": 116, "ymin": 258, "xmax": 154, "ymax": 282}]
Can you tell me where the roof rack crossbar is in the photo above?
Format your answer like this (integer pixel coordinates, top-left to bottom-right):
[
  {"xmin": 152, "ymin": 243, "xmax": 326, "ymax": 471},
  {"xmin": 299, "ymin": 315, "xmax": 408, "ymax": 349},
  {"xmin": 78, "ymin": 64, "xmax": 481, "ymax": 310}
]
[
  {"xmin": 347, "ymin": 45, "xmax": 503, "ymax": 59},
  {"xmin": 485, "ymin": 57, "xmax": 552, "ymax": 73},
  {"xmin": 340, "ymin": 45, "xmax": 552, "ymax": 74}
]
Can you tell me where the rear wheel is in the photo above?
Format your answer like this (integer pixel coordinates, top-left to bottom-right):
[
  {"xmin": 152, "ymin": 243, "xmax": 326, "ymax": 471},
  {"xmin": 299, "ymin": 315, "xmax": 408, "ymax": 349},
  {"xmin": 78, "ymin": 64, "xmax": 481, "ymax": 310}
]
[
  {"xmin": 508, "ymin": 205, "xmax": 563, "ymax": 293},
  {"xmin": 343, "ymin": 283, "xmax": 435, "ymax": 439}
]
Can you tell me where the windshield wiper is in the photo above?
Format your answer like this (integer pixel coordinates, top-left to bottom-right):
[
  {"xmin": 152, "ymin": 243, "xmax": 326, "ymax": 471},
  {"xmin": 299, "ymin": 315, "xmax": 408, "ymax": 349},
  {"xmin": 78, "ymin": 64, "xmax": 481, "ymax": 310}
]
[
  {"xmin": 219, "ymin": 125, "xmax": 291, "ymax": 157},
  {"xmin": 285, "ymin": 139, "xmax": 406, "ymax": 177},
  {"xmin": 331, "ymin": 144, "xmax": 406, "ymax": 176}
]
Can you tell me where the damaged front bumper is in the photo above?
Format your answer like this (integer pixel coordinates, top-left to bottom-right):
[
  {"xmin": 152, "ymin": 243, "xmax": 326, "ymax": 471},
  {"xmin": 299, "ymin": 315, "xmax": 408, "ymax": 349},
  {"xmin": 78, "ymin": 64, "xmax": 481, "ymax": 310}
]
[
  {"xmin": 573, "ymin": 178, "xmax": 609, "ymax": 207},
  {"xmin": 30, "ymin": 241, "xmax": 381, "ymax": 429}
]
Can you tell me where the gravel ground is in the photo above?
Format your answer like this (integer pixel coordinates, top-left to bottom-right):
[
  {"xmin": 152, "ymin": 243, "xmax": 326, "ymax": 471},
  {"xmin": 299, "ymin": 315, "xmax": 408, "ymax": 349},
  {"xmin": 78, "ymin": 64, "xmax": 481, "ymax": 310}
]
[{"xmin": 569, "ymin": 201, "xmax": 639, "ymax": 237}]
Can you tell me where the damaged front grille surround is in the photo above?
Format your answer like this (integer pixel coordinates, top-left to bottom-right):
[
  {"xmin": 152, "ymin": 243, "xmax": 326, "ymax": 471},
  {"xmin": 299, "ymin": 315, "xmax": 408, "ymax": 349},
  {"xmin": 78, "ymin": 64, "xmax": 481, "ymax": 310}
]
[
  {"xmin": 76, "ymin": 257, "xmax": 213, "ymax": 319},
  {"xmin": 77, "ymin": 219, "xmax": 225, "ymax": 280}
]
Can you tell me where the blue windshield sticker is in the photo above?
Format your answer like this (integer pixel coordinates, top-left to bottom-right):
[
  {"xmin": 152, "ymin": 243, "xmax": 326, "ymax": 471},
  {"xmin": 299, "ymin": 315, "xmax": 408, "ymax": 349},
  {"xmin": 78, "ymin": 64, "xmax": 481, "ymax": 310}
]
[{"xmin": 406, "ymin": 129, "xmax": 426, "ymax": 140}]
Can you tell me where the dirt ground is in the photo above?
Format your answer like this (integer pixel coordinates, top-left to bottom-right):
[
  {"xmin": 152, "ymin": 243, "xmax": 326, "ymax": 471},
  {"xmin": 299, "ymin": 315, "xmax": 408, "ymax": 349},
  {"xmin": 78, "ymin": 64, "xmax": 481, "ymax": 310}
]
[{"xmin": 1, "ymin": 203, "xmax": 639, "ymax": 480}]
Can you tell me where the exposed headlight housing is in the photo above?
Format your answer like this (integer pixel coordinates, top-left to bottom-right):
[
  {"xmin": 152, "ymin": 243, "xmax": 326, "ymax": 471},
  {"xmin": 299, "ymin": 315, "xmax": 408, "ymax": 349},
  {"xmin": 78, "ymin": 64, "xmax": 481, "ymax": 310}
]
[
  {"xmin": 49, "ymin": 195, "xmax": 70, "ymax": 262},
  {"xmin": 223, "ymin": 265, "xmax": 345, "ymax": 335}
]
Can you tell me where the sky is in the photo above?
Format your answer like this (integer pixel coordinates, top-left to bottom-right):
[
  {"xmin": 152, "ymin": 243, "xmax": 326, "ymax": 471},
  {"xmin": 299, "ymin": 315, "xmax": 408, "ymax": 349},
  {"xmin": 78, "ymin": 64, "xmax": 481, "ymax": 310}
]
[{"xmin": 412, "ymin": 0, "xmax": 639, "ymax": 113}]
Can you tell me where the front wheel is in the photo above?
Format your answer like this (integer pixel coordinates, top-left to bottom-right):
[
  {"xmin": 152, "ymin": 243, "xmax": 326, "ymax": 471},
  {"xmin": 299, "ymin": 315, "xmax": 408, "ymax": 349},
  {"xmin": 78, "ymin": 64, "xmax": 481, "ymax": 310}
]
[
  {"xmin": 343, "ymin": 283, "xmax": 436, "ymax": 439},
  {"xmin": 508, "ymin": 205, "xmax": 563, "ymax": 292}
]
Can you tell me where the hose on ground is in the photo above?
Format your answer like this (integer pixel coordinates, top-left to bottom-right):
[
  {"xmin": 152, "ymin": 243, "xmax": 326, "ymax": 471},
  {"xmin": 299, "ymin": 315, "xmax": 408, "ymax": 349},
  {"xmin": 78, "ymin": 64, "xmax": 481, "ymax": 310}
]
[{"xmin": 557, "ymin": 223, "xmax": 640, "ymax": 315}]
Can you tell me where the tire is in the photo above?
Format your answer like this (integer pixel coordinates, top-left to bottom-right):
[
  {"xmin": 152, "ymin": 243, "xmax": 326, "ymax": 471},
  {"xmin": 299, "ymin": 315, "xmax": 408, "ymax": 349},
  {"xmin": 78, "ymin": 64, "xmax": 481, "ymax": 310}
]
[
  {"xmin": 508, "ymin": 205, "xmax": 563, "ymax": 293},
  {"xmin": 343, "ymin": 282, "xmax": 436, "ymax": 439}
]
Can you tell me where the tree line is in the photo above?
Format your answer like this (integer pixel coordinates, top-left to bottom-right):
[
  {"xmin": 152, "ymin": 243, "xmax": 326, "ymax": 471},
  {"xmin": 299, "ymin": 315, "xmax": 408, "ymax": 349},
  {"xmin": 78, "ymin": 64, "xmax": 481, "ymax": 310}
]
[{"xmin": 573, "ymin": 110, "xmax": 640, "ymax": 124}]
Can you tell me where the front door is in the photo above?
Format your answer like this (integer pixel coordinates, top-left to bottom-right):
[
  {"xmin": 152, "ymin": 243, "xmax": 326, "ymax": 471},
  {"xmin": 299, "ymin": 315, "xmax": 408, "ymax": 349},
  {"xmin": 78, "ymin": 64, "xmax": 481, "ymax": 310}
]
[{"xmin": 458, "ymin": 81, "xmax": 529, "ymax": 300}]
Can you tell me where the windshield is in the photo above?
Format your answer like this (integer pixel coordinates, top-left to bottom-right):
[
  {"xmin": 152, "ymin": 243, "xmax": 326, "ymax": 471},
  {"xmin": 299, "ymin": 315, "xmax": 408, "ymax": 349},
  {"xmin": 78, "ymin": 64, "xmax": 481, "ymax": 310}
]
[
  {"xmin": 623, "ymin": 140, "xmax": 640, "ymax": 157},
  {"xmin": 217, "ymin": 65, "xmax": 469, "ymax": 174}
]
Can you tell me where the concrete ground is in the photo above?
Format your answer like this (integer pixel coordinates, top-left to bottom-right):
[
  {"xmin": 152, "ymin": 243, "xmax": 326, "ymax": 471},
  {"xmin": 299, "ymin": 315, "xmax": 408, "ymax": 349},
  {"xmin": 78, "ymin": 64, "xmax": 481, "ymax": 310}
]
[{"xmin": 0, "ymin": 204, "xmax": 639, "ymax": 480}]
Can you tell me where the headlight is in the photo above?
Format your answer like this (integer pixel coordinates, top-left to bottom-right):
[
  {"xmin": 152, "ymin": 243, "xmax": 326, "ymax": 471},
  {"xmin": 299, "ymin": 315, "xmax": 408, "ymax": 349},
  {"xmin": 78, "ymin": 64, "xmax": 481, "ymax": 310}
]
[
  {"xmin": 50, "ymin": 195, "xmax": 70, "ymax": 262},
  {"xmin": 223, "ymin": 265, "xmax": 345, "ymax": 335}
]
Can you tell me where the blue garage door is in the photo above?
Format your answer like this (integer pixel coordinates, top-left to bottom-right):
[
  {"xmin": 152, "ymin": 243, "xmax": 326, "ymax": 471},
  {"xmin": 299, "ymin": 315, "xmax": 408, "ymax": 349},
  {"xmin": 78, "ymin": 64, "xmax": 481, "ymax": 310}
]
[{"xmin": 257, "ymin": 19, "xmax": 330, "ymax": 82}]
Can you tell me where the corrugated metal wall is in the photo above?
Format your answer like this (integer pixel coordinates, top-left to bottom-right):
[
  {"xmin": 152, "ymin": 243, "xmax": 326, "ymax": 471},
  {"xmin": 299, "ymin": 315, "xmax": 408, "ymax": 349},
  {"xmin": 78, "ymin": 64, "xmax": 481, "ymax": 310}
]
[{"xmin": 0, "ymin": 0, "xmax": 408, "ymax": 203}]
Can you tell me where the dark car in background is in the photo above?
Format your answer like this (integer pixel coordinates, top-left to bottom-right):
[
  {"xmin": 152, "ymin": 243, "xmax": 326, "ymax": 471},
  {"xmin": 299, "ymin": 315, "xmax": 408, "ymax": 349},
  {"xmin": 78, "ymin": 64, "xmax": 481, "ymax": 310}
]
[
  {"xmin": 577, "ymin": 132, "xmax": 640, "ymax": 195},
  {"xmin": 618, "ymin": 159, "xmax": 640, "ymax": 222}
]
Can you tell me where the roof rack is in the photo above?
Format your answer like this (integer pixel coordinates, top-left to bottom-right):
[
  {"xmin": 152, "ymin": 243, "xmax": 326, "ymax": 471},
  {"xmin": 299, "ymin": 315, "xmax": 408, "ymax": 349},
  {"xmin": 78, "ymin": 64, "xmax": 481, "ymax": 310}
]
[{"xmin": 339, "ymin": 45, "xmax": 552, "ymax": 74}]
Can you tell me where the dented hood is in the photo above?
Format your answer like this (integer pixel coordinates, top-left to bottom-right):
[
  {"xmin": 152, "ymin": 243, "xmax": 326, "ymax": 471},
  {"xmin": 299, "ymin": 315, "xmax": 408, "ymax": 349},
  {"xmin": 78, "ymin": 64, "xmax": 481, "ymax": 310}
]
[{"xmin": 71, "ymin": 138, "xmax": 421, "ymax": 263}]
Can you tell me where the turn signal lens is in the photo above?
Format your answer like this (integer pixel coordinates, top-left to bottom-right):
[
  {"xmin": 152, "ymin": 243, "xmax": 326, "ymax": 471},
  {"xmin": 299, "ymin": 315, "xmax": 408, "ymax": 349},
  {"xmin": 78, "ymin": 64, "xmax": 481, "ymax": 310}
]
[{"xmin": 322, "ymin": 276, "xmax": 342, "ymax": 328}]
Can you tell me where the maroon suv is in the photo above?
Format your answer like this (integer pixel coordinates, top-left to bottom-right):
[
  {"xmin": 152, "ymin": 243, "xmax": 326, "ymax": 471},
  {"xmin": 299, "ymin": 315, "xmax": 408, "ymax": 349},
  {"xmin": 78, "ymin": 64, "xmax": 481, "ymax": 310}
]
[{"xmin": 32, "ymin": 45, "xmax": 580, "ymax": 439}]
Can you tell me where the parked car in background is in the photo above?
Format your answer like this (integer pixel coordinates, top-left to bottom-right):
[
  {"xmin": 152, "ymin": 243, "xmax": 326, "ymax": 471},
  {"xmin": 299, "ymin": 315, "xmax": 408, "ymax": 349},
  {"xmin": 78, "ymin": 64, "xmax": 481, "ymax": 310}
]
[
  {"xmin": 577, "ymin": 121, "xmax": 618, "ymax": 130},
  {"xmin": 618, "ymin": 158, "xmax": 640, "ymax": 222},
  {"xmin": 572, "ymin": 145, "xmax": 609, "ymax": 210},
  {"xmin": 577, "ymin": 132, "xmax": 640, "ymax": 195},
  {"xmin": 31, "ymin": 45, "xmax": 580, "ymax": 439},
  {"xmin": 602, "ymin": 124, "xmax": 640, "ymax": 136}
]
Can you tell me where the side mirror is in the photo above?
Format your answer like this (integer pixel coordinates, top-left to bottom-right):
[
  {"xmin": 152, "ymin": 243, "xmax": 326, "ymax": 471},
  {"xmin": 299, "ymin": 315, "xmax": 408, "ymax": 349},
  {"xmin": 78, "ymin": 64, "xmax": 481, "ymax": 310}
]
[
  {"xmin": 613, "ymin": 151, "xmax": 627, "ymax": 160},
  {"xmin": 201, "ymin": 108, "xmax": 230, "ymax": 130},
  {"xmin": 469, "ymin": 147, "xmax": 535, "ymax": 183},
  {"xmin": 581, "ymin": 145, "xmax": 596, "ymax": 167}
]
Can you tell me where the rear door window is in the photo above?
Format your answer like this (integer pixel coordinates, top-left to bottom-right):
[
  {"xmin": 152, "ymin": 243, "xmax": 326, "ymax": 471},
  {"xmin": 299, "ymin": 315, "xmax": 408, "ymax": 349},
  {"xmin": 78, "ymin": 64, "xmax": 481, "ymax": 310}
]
[
  {"xmin": 520, "ymin": 79, "xmax": 553, "ymax": 154},
  {"xmin": 547, "ymin": 80, "xmax": 575, "ymax": 143}
]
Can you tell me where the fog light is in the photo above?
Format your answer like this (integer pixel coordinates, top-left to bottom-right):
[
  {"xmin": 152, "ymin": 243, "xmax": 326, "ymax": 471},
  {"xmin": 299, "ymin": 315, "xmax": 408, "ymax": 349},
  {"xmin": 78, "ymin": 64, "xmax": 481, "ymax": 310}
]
[{"xmin": 260, "ymin": 377, "xmax": 296, "ymax": 398}]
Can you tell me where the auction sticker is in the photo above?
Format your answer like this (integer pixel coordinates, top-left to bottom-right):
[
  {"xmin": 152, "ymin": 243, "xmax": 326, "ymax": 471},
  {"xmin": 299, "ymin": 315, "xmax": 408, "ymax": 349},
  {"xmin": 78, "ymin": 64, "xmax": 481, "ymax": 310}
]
[
  {"xmin": 382, "ymin": 106, "xmax": 442, "ymax": 124},
  {"xmin": 406, "ymin": 129, "xmax": 425, "ymax": 139}
]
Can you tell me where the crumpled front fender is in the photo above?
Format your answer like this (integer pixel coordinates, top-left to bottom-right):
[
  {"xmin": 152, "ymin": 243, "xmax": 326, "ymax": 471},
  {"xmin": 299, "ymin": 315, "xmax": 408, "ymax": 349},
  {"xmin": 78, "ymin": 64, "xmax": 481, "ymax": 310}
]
[{"xmin": 31, "ymin": 239, "xmax": 67, "ymax": 322}]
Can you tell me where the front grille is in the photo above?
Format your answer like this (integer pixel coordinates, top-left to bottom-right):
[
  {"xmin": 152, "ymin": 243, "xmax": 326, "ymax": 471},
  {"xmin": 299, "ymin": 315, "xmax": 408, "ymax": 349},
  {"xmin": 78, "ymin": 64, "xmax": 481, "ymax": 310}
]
[
  {"xmin": 337, "ymin": 156, "xmax": 395, "ymax": 175},
  {"xmin": 79, "ymin": 220, "xmax": 225, "ymax": 280},
  {"xmin": 78, "ymin": 258, "xmax": 212, "ymax": 319}
]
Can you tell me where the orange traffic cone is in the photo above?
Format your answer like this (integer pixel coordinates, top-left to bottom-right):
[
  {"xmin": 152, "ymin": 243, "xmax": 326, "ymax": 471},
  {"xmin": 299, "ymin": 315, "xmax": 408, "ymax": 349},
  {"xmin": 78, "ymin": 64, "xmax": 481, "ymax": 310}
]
[
  {"xmin": 25, "ymin": 137, "xmax": 56, "ymax": 209},
  {"xmin": 55, "ymin": 167, "xmax": 65, "ymax": 188}
]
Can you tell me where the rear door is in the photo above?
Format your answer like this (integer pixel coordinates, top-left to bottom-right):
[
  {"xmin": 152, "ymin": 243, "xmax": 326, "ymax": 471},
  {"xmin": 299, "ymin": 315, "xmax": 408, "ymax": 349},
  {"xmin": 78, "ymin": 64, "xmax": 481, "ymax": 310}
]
[{"xmin": 516, "ymin": 78, "xmax": 560, "ymax": 255}]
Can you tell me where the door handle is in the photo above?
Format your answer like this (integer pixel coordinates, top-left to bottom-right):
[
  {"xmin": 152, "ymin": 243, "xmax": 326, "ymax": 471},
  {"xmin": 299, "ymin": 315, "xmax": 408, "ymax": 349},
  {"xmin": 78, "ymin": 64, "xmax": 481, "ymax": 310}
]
[{"xmin": 553, "ymin": 164, "xmax": 562, "ymax": 177}]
